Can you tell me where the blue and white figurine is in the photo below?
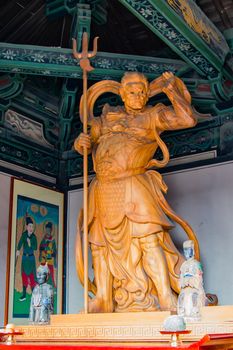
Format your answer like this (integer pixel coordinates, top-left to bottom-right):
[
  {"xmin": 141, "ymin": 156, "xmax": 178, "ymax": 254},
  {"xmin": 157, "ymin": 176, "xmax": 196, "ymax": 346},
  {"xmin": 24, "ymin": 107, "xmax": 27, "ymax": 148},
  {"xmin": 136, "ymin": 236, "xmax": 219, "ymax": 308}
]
[
  {"xmin": 177, "ymin": 240, "xmax": 206, "ymax": 321},
  {"xmin": 29, "ymin": 263, "xmax": 54, "ymax": 325}
]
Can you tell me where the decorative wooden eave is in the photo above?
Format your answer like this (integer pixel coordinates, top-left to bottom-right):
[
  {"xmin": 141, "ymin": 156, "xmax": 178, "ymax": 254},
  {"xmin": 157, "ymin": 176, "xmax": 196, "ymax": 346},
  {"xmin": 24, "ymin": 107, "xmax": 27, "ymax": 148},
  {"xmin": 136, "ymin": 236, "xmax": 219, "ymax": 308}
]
[{"xmin": 118, "ymin": 0, "xmax": 233, "ymax": 101}]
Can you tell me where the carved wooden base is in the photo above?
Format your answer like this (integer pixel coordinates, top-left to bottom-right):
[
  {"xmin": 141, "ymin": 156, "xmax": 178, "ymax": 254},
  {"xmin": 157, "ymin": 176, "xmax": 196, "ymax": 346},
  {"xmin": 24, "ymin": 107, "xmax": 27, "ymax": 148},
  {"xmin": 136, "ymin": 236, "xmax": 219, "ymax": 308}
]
[{"xmin": 17, "ymin": 306, "xmax": 233, "ymax": 343}]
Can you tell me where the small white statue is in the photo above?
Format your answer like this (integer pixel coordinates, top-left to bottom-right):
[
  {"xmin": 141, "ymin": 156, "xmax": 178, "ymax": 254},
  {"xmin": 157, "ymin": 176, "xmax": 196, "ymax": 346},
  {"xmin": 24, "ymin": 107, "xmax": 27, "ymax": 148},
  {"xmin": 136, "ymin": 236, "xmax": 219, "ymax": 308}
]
[
  {"xmin": 177, "ymin": 240, "xmax": 206, "ymax": 321},
  {"xmin": 29, "ymin": 263, "xmax": 54, "ymax": 325}
]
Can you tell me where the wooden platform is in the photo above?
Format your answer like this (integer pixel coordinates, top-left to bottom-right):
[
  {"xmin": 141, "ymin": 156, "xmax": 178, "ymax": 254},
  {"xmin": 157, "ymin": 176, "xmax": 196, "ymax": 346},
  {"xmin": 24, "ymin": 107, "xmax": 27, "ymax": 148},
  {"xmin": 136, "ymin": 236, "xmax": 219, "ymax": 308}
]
[
  {"xmin": 16, "ymin": 306, "xmax": 233, "ymax": 343},
  {"xmin": 2, "ymin": 334, "xmax": 233, "ymax": 350}
]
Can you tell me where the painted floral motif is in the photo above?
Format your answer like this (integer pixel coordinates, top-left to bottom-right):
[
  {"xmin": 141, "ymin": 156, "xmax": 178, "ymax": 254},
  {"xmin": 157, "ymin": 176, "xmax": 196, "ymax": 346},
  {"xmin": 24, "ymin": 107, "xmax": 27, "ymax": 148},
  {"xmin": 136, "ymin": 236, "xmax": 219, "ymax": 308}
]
[
  {"xmin": 125, "ymin": 62, "xmax": 138, "ymax": 71},
  {"xmin": 139, "ymin": 7, "xmax": 153, "ymax": 17},
  {"xmin": 31, "ymin": 53, "xmax": 45, "ymax": 63},
  {"xmin": 2, "ymin": 49, "xmax": 16, "ymax": 60},
  {"xmin": 157, "ymin": 22, "xmax": 168, "ymax": 30},
  {"xmin": 96, "ymin": 58, "xmax": 112, "ymax": 69},
  {"xmin": 192, "ymin": 56, "xmax": 202, "ymax": 64},
  {"xmin": 149, "ymin": 64, "xmax": 161, "ymax": 72},
  {"xmin": 56, "ymin": 54, "xmax": 68, "ymax": 63},
  {"xmin": 166, "ymin": 30, "xmax": 177, "ymax": 40},
  {"xmin": 179, "ymin": 43, "xmax": 191, "ymax": 51}
]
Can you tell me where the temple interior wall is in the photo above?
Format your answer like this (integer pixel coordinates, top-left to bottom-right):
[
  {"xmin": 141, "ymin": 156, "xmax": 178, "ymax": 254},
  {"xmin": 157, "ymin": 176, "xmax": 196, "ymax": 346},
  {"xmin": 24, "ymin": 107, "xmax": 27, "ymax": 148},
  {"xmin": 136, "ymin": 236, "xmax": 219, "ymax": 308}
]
[
  {"xmin": 66, "ymin": 161, "xmax": 233, "ymax": 313},
  {"xmin": 165, "ymin": 161, "xmax": 233, "ymax": 306},
  {"xmin": 0, "ymin": 173, "xmax": 12, "ymax": 325},
  {"xmin": 1, "ymin": 160, "xmax": 233, "ymax": 323}
]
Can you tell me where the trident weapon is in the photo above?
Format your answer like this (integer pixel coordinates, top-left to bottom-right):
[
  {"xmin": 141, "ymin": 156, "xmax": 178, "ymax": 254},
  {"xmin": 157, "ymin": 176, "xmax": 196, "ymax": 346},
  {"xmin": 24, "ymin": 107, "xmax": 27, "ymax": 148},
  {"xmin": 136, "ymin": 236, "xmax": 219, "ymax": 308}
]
[{"xmin": 73, "ymin": 32, "xmax": 98, "ymax": 314}]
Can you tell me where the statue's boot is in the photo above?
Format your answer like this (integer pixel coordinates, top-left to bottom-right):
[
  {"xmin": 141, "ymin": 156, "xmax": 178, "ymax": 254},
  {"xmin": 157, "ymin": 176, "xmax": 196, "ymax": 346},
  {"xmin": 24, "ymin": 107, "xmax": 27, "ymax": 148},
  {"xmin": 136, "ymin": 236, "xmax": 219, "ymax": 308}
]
[
  {"xmin": 90, "ymin": 244, "xmax": 114, "ymax": 313},
  {"xmin": 140, "ymin": 233, "xmax": 177, "ymax": 311}
]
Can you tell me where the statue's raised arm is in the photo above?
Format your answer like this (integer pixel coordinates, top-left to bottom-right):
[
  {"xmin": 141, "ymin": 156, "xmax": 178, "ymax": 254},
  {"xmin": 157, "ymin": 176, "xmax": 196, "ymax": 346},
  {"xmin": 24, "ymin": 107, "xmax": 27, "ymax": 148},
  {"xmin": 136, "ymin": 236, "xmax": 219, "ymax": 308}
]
[{"xmin": 150, "ymin": 71, "xmax": 197, "ymax": 132}]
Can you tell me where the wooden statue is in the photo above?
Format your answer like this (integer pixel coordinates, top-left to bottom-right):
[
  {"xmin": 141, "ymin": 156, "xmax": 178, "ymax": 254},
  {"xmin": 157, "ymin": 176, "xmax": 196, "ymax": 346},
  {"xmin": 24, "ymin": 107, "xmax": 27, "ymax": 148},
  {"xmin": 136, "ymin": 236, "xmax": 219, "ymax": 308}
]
[{"xmin": 74, "ymin": 71, "xmax": 200, "ymax": 313}]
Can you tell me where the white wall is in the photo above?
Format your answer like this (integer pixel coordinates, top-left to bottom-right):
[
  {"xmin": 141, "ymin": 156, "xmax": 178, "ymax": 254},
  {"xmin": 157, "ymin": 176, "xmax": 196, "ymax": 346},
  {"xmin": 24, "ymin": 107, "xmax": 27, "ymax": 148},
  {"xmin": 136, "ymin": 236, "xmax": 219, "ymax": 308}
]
[
  {"xmin": 66, "ymin": 189, "xmax": 94, "ymax": 313},
  {"xmin": 164, "ymin": 162, "xmax": 233, "ymax": 306},
  {"xmin": 0, "ymin": 173, "xmax": 11, "ymax": 325},
  {"xmin": 66, "ymin": 189, "xmax": 83, "ymax": 313},
  {"xmin": 67, "ymin": 161, "xmax": 233, "ymax": 312}
]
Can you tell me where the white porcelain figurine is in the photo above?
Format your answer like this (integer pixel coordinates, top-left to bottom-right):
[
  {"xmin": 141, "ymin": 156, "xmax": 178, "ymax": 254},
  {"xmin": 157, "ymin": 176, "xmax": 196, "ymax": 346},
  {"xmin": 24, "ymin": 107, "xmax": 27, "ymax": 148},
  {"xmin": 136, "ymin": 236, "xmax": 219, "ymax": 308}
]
[
  {"xmin": 177, "ymin": 240, "xmax": 206, "ymax": 321},
  {"xmin": 29, "ymin": 263, "xmax": 54, "ymax": 324}
]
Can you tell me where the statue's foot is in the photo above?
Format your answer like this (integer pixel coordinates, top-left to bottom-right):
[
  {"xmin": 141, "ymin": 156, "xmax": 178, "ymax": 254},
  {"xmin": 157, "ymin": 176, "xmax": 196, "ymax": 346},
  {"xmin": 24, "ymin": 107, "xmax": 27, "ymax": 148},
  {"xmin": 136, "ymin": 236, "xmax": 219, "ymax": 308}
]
[{"xmin": 88, "ymin": 297, "xmax": 113, "ymax": 313}]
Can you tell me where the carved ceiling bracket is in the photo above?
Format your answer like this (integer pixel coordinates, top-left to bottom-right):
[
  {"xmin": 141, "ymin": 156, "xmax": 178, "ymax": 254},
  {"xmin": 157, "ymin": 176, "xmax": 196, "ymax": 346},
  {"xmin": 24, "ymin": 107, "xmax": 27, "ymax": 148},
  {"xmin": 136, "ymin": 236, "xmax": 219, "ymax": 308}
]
[
  {"xmin": 46, "ymin": 0, "xmax": 108, "ymax": 25},
  {"xmin": 59, "ymin": 78, "xmax": 78, "ymax": 152},
  {"xmin": 71, "ymin": 4, "xmax": 91, "ymax": 52},
  {"xmin": 0, "ymin": 74, "xmax": 24, "ymax": 128},
  {"xmin": 209, "ymin": 74, "xmax": 233, "ymax": 102},
  {"xmin": 0, "ymin": 74, "xmax": 24, "ymax": 99}
]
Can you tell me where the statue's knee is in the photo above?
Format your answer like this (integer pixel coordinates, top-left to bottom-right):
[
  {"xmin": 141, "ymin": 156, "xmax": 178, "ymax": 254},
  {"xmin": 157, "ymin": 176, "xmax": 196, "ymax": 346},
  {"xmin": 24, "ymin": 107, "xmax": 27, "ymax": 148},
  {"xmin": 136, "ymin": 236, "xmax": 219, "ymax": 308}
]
[
  {"xmin": 140, "ymin": 234, "xmax": 160, "ymax": 251},
  {"xmin": 91, "ymin": 244, "xmax": 105, "ymax": 257}
]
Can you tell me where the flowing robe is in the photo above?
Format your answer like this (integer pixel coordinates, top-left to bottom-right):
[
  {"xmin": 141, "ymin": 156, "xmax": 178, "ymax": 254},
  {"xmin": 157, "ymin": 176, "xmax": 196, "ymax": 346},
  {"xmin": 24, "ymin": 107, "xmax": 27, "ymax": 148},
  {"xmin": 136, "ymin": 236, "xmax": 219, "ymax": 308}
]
[{"xmin": 86, "ymin": 104, "xmax": 187, "ymax": 311}]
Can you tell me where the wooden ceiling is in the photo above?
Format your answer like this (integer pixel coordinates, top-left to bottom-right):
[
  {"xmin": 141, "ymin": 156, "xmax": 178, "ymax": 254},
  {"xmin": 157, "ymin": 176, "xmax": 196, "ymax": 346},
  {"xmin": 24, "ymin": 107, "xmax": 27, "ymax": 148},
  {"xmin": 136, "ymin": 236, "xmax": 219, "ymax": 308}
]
[
  {"xmin": 0, "ymin": 0, "xmax": 233, "ymax": 184},
  {"xmin": 1, "ymin": 0, "xmax": 232, "ymax": 56}
]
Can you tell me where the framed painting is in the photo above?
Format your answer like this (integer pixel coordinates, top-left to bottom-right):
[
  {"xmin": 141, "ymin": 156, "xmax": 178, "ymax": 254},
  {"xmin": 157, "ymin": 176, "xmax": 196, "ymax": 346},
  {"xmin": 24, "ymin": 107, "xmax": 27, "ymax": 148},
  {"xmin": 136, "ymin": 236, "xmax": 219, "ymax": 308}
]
[{"xmin": 6, "ymin": 178, "xmax": 64, "ymax": 325}]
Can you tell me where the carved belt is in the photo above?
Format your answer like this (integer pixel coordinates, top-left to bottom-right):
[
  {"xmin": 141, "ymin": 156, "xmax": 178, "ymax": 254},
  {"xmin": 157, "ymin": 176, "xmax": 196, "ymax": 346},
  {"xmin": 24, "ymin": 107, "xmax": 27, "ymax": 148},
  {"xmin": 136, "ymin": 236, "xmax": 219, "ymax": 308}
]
[{"xmin": 96, "ymin": 167, "xmax": 146, "ymax": 181}]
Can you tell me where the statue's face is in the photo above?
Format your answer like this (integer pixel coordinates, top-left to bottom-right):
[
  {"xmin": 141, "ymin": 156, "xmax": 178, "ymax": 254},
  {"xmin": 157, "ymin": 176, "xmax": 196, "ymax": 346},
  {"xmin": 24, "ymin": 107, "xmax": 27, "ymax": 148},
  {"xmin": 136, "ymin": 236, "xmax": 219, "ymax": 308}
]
[
  {"xmin": 121, "ymin": 82, "xmax": 148, "ymax": 112},
  {"xmin": 37, "ymin": 271, "xmax": 48, "ymax": 285},
  {"xmin": 184, "ymin": 246, "xmax": 194, "ymax": 260}
]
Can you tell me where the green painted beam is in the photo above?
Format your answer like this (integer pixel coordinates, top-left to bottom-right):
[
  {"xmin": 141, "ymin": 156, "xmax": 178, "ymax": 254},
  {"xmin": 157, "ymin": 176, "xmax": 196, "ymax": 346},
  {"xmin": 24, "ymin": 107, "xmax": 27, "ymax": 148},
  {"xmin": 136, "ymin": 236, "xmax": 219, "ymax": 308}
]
[
  {"xmin": 0, "ymin": 42, "xmax": 231, "ymax": 104},
  {"xmin": 118, "ymin": 0, "xmax": 232, "ymax": 83},
  {"xmin": 0, "ymin": 42, "xmax": 223, "ymax": 101},
  {"xmin": 0, "ymin": 42, "xmax": 190, "ymax": 80}
]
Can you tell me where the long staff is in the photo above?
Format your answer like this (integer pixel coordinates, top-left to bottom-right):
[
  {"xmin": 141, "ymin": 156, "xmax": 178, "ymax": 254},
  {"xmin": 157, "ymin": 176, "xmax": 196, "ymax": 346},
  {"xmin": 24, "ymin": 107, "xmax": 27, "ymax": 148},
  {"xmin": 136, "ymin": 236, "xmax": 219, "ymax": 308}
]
[{"xmin": 73, "ymin": 32, "xmax": 98, "ymax": 313}]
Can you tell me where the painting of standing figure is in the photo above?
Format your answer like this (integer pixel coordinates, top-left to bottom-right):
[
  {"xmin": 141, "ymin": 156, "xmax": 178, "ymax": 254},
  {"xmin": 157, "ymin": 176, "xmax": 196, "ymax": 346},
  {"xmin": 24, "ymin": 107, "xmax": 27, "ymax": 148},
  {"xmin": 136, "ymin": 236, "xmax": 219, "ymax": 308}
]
[
  {"xmin": 39, "ymin": 221, "xmax": 57, "ymax": 288},
  {"xmin": 16, "ymin": 215, "xmax": 37, "ymax": 303},
  {"xmin": 6, "ymin": 179, "xmax": 64, "ymax": 325}
]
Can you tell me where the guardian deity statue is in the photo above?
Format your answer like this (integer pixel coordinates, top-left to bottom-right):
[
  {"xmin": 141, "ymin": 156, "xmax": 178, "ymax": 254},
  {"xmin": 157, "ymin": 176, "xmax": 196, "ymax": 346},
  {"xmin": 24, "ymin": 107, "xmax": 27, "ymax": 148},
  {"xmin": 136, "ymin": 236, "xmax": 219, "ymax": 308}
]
[
  {"xmin": 177, "ymin": 240, "xmax": 206, "ymax": 321},
  {"xmin": 75, "ymin": 71, "xmax": 200, "ymax": 313},
  {"xmin": 29, "ymin": 263, "xmax": 54, "ymax": 324}
]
